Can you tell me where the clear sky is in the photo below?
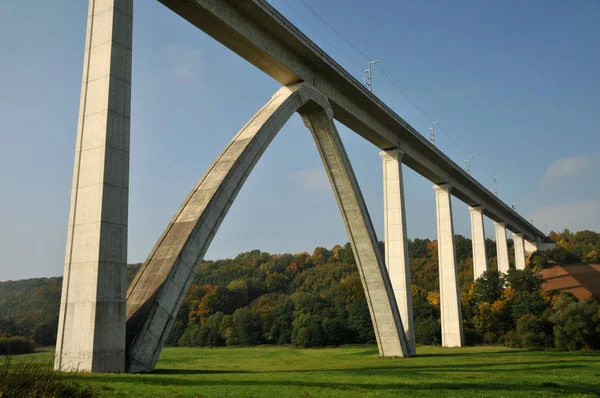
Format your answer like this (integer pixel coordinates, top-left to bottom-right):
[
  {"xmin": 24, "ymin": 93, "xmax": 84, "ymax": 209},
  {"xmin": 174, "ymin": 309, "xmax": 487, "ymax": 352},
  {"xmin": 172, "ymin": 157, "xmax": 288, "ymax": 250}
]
[{"xmin": 1, "ymin": 0, "xmax": 599, "ymax": 281}]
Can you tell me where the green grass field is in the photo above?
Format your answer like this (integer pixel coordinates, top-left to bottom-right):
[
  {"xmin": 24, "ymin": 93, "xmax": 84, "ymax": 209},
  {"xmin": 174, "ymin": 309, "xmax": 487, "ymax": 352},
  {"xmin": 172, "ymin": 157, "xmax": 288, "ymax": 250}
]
[{"xmin": 11, "ymin": 345, "xmax": 600, "ymax": 397}]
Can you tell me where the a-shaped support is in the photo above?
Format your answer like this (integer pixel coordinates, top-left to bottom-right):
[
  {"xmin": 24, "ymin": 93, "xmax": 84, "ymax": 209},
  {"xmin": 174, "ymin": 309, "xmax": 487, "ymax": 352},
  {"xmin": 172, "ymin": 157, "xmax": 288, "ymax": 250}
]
[
  {"xmin": 494, "ymin": 221, "xmax": 510, "ymax": 274},
  {"xmin": 125, "ymin": 83, "xmax": 409, "ymax": 372},
  {"xmin": 513, "ymin": 233, "xmax": 526, "ymax": 270},
  {"xmin": 468, "ymin": 206, "xmax": 488, "ymax": 280},
  {"xmin": 380, "ymin": 149, "xmax": 415, "ymax": 356},
  {"xmin": 433, "ymin": 184, "xmax": 464, "ymax": 348},
  {"xmin": 55, "ymin": 0, "xmax": 132, "ymax": 373}
]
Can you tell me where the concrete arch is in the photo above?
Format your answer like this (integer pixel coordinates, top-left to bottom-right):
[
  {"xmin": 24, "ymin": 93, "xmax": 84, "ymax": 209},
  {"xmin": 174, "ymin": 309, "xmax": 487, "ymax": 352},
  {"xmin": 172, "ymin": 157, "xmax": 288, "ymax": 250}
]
[{"xmin": 125, "ymin": 83, "xmax": 409, "ymax": 373}]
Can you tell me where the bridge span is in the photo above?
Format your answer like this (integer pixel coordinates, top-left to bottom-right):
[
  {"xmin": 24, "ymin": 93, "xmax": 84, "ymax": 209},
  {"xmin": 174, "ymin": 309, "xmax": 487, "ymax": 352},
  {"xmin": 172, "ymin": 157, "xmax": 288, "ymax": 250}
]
[
  {"xmin": 54, "ymin": 0, "xmax": 546, "ymax": 373},
  {"xmin": 160, "ymin": 0, "xmax": 544, "ymax": 243}
]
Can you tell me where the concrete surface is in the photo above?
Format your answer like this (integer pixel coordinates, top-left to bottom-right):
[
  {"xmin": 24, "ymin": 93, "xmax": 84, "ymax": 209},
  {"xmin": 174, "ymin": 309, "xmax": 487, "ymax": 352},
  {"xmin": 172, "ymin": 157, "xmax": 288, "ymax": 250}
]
[
  {"xmin": 494, "ymin": 222, "xmax": 510, "ymax": 274},
  {"xmin": 513, "ymin": 233, "xmax": 526, "ymax": 270},
  {"xmin": 55, "ymin": 0, "xmax": 132, "ymax": 373},
  {"xmin": 156, "ymin": 0, "xmax": 544, "ymax": 243},
  {"xmin": 468, "ymin": 206, "xmax": 488, "ymax": 280},
  {"xmin": 433, "ymin": 184, "xmax": 464, "ymax": 348},
  {"xmin": 301, "ymin": 108, "xmax": 409, "ymax": 358},
  {"xmin": 380, "ymin": 149, "xmax": 415, "ymax": 356}
]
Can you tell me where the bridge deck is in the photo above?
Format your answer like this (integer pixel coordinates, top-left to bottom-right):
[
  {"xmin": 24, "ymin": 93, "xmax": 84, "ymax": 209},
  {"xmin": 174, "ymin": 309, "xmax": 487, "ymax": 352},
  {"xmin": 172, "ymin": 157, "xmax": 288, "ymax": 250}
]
[{"xmin": 158, "ymin": 0, "xmax": 544, "ymax": 241}]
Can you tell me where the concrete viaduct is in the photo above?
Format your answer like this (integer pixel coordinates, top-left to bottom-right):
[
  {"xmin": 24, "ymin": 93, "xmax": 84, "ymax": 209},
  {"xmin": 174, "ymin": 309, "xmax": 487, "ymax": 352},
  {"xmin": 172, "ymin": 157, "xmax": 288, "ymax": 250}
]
[{"xmin": 54, "ymin": 0, "xmax": 546, "ymax": 373}]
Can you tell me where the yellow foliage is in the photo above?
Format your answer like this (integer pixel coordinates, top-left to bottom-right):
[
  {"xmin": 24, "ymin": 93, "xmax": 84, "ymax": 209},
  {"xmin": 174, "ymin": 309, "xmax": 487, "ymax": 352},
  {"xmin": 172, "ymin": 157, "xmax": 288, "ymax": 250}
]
[
  {"xmin": 541, "ymin": 290, "xmax": 553, "ymax": 303},
  {"xmin": 502, "ymin": 286, "xmax": 515, "ymax": 301},
  {"xmin": 491, "ymin": 299, "xmax": 508, "ymax": 315},
  {"xmin": 427, "ymin": 292, "xmax": 440, "ymax": 310}
]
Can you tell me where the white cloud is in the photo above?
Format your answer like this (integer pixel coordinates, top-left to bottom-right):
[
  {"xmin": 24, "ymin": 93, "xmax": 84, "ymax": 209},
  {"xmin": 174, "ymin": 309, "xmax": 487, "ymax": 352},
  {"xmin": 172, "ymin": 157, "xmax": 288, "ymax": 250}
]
[
  {"xmin": 164, "ymin": 43, "xmax": 204, "ymax": 81},
  {"xmin": 539, "ymin": 155, "xmax": 596, "ymax": 187},
  {"xmin": 531, "ymin": 200, "xmax": 600, "ymax": 233},
  {"xmin": 289, "ymin": 168, "xmax": 330, "ymax": 191}
]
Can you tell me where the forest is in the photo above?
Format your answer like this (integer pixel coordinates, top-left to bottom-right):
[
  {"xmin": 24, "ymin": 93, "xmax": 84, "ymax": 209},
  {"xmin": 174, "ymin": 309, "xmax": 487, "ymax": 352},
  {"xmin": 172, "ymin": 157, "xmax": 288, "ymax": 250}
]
[{"xmin": 1, "ymin": 230, "xmax": 599, "ymax": 354}]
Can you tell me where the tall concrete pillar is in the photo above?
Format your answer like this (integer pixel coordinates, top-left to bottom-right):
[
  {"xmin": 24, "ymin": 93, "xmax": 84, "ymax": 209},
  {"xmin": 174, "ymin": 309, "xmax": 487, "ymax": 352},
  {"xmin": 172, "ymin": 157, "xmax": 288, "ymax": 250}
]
[
  {"xmin": 513, "ymin": 233, "xmax": 526, "ymax": 270},
  {"xmin": 55, "ymin": 0, "xmax": 132, "ymax": 373},
  {"xmin": 494, "ymin": 222, "xmax": 510, "ymax": 274},
  {"xmin": 524, "ymin": 239, "xmax": 538, "ymax": 257},
  {"xmin": 468, "ymin": 206, "xmax": 488, "ymax": 280},
  {"xmin": 433, "ymin": 184, "xmax": 464, "ymax": 348},
  {"xmin": 380, "ymin": 149, "xmax": 415, "ymax": 356}
]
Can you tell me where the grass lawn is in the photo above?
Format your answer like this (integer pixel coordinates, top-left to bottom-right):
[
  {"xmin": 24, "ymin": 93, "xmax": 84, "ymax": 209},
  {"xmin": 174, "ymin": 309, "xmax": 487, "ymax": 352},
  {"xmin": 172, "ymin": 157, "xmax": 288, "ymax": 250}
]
[{"xmin": 9, "ymin": 345, "xmax": 600, "ymax": 397}]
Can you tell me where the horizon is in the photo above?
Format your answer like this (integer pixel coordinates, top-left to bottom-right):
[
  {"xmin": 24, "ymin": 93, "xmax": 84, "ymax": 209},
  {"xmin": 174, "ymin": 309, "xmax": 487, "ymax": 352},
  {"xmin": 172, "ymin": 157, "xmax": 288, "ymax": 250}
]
[{"xmin": 2, "ymin": 229, "xmax": 597, "ymax": 283}]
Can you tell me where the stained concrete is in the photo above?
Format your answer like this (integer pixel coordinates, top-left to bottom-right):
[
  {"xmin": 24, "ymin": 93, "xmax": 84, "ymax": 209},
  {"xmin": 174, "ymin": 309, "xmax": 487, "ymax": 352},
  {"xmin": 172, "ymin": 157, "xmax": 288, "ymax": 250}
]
[
  {"xmin": 380, "ymin": 150, "xmax": 415, "ymax": 356},
  {"xmin": 494, "ymin": 222, "xmax": 510, "ymax": 274},
  {"xmin": 513, "ymin": 233, "xmax": 526, "ymax": 270},
  {"xmin": 433, "ymin": 184, "xmax": 464, "ymax": 348},
  {"xmin": 125, "ymin": 83, "xmax": 408, "ymax": 372},
  {"xmin": 55, "ymin": 0, "xmax": 132, "ymax": 373},
  {"xmin": 468, "ymin": 206, "xmax": 488, "ymax": 280}
]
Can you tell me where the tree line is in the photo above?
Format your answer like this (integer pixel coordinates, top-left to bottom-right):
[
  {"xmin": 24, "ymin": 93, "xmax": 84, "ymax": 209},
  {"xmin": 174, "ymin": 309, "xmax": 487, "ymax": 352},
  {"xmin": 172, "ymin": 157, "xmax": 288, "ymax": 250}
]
[{"xmin": 0, "ymin": 230, "xmax": 598, "ymax": 353}]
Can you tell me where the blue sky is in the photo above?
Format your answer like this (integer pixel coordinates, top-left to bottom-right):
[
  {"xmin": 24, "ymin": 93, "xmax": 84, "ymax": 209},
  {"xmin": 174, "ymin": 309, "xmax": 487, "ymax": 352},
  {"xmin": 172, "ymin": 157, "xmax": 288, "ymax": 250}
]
[{"xmin": 1, "ymin": 0, "xmax": 598, "ymax": 281}]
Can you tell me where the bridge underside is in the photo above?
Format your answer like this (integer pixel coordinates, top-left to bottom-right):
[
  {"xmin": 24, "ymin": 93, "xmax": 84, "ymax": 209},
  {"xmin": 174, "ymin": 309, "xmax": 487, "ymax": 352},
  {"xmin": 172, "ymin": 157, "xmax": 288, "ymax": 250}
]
[
  {"xmin": 157, "ymin": 0, "xmax": 544, "ymax": 243},
  {"xmin": 125, "ymin": 83, "xmax": 410, "ymax": 373}
]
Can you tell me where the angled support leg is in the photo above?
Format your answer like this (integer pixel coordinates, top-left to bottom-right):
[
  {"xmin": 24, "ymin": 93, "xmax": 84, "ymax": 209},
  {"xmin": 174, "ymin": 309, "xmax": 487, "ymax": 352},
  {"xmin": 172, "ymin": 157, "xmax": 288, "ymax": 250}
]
[
  {"xmin": 300, "ymin": 109, "xmax": 409, "ymax": 358},
  {"xmin": 125, "ymin": 82, "xmax": 409, "ymax": 372}
]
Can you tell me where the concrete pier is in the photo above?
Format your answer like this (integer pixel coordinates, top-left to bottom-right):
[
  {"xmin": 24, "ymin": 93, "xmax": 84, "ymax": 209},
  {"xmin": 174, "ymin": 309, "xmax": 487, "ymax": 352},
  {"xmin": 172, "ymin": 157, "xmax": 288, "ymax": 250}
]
[
  {"xmin": 55, "ymin": 0, "xmax": 132, "ymax": 373},
  {"xmin": 301, "ymin": 107, "xmax": 409, "ymax": 358},
  {"xmin": 125, "ymin": 83, "xmax": 409, "ymax": 372},
  {"xmin": 433, "ymin": 184, "xmax": 464, "ymax": 348},
  {"xmin": 494, "ymin": 222, "xmax": 510, "ymax": 274},
  {"xmin": 380, "ymin": 149, "xmax": 415, "ymax": 356},
  {"xmin": 513, "ymin": 233, "xmax": 526, "ymax": 270},
  {"xmin": 468, "ymin": 206, "xmax": 488, "ymax": 280}
]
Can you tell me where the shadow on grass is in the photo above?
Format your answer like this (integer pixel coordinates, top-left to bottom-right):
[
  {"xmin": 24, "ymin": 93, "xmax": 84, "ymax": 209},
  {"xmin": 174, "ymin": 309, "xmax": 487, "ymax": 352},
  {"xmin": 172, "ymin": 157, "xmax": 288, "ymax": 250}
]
[
  {"xmin": 153, "ymin": 369, "xmax": 253, "ymax": 375},
  {"xmin": 417, "ymin": 349, "xmax": 600, "ymax": 358},
  {"xmin": 91, "ymin": 376, "xmax": 600, "ymax": 395},
  {"xmin": 150, "ymin": 359, "xmax": 594, "ymax": 376}
]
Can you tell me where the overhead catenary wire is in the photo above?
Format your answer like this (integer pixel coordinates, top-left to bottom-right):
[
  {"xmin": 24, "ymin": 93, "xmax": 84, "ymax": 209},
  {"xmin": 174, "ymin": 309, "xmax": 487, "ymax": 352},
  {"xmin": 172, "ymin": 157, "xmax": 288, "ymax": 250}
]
[
  {"xmin": 290, "ymin": 0, "xmax": 504, "ymax": 196},
  {"xmin": 281, "ymin": 0, "xmax": 356, "ymax": 72}
]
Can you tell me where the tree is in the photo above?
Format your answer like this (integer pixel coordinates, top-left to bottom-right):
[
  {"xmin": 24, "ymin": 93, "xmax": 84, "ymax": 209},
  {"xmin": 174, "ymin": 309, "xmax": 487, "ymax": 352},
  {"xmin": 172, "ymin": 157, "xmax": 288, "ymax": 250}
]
[
  {"xmin": 510, "ymin": 291, "xmax": 549, "ymax": 322},
  {"xmin": 321, "ymin": 317, "xmax": 344, "ymax": 346},
  {"xmin": 266, "ymin": 273, "xmax": 288, "ymax": 293},
  {"xmin": 472, "ymin": 270, "xmax": 504, "ymax": 304},
  {"xmin": 228, "ymin": 307, "xmax": 263, "ymax": 346},
  {"xmin": 454, "ymin": 235, "xmax": 472, "ymax": 263},
  {"xmin": 505, "ymin": 269, "xmax": 543, "ymax": 293},
  {"xmin": 409, "ymin": 238, "xmax": 430, "ymax": 259},
  {"xmin": 191, "ymin": 286, "xmax": 238, "ymax": 323},
  {"xmin": 292, "ymin": 313, "xmax": 324, "ymax": 347},
  {"xmin": 516, "ymin": 314, "xmax": 550, "ymax": 349},
  {"xmin": 268, "ymin": 298, "xmax": 295, "ymax": 344},
  {"xmin": 549, "ymin": 295, "xmax": 598, "ymax": 351},
  {"xmin": 197, "ymin": 312, "xmax": 225, "ymax": 347},
  {"xmin": 530, "ymin": 252, "xmax": 549, "ymax": 270},
  {"xmin": 347, "ymin": 297, "xmax": 375, "ymax": 343},
  {"xmin": 415, "ymin": 316, "xmax": 441, "ymax": 345}
]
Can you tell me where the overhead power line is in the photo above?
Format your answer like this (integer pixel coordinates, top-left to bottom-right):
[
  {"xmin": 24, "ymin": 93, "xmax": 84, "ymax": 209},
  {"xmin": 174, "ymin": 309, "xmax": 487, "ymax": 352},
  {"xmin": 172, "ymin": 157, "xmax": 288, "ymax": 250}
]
[
  {"xmin": 297, "ymin": 0, "xmax": 373, "ymax": 62},
  {"xmin": 289, "ymin": 0, "xmax": 503, "ymax": 194}
]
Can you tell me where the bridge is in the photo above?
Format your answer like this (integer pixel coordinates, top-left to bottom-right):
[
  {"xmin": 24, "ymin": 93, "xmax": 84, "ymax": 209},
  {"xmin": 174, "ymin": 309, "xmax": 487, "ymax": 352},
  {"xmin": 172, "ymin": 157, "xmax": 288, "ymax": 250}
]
[{"xmin": 54, "ymin": 0, "xmax": 546, "ymax": 373}]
